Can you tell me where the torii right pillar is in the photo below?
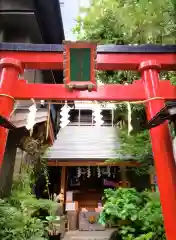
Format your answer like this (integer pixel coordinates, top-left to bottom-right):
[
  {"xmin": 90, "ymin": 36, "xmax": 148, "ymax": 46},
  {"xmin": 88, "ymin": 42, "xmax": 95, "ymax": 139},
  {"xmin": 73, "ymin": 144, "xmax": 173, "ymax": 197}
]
[{"xmin": 139, "ymin": 60, "xmax": 176, "ymax": 240}]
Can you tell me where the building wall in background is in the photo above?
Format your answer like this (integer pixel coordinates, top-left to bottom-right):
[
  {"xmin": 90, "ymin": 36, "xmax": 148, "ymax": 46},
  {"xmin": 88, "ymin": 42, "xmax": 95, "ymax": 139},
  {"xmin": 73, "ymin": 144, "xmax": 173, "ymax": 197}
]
[
  {"xmin": 0, "ymin": 0, "xmax": 43, "ymax": 83},
  {"xmin": 0, "ymin": 0, "xmax": 33, "ymax": 10}
]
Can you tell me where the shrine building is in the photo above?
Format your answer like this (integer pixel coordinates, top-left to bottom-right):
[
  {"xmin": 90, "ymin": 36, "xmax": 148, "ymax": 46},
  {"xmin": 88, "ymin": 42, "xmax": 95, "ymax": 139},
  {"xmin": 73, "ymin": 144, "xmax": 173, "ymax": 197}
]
[{"xmin": 46, "ymin": 101, "xmax": 153, "ymax": 226}]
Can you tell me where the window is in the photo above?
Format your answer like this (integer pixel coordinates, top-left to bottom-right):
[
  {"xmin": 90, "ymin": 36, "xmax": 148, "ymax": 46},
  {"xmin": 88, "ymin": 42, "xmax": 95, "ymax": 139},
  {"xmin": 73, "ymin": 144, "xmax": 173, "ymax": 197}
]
[
  {"xmin": 80, "ymin": 110, "xmax": 93, "ymax": 125},
  {"xmin": 68, "ymin": 109, "xmax": 115, "ymax": 126},
  {"xmin": 101, "ymin": 110, "xmax": 113, "ymax": 126},
  {"xmin": 68, "ymin": 109, "xmax": 79, "ymax": 126},
  {"xmin": 69, "ymin": 109, "xmax": 93, "ymax": 126}
]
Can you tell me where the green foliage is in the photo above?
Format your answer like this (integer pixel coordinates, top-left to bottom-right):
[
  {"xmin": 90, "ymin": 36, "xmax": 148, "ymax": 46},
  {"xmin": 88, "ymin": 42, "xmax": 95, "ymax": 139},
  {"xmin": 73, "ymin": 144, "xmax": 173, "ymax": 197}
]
[
  {"xmin": 0, "ymin": 164, "xmax": 58, "ymax": 239},
  {"xmin": 0, "ymin": 199, "xmax": 47, "ymax": 240},
  {"xmin": 73, "ymin": 0, "xmax": 176, "ymax": 87},
  {"xmin": 117, "ymin": 129, "xmax": 151, "ymax": 160},
  {"xmin": 133, "ymin": 232, "xmax": 154, "ymax": 240},
  {"xmin": 73, "ymin": 0, "xmax": 176, "ymax": 88},
  {"xmin": 114, "ymin": 129, "xmax": 153, "ymax": 174},
  {"xmin": 97, "ymin": 70, "xmax": 139, "ymax": 85},
  {"xmin": 9, "ymin": 165, "xmax": 57, "ymax": 215},
  {"xmin": 139, "ymin": 193, "xmax": 165, "ymax": 239},
  {"xmin": 99, "ymin": 188, "xmax": 144, "ymax": 224},
  {"xmin": 73, "ymin": 0, "xmax": 176, "ymax": 44},
  {"xmin": 99, "ymin": 188, "xmax": 165, "ymax": 240}
]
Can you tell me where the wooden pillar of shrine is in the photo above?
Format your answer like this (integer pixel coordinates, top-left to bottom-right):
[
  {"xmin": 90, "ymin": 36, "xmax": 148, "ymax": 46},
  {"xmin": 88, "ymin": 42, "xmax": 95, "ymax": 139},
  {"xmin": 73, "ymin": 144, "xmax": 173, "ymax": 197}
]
[
  {"xmin": 120, "ymin": 166, "xmax": 130, "ymax": 187},
  {"xmin": 60, "ymin": 166, "xmax": 67, "ymax": 203},
  {"xmin": 150, "ymin": 173, "xmax": 155, "ymax": 192}
]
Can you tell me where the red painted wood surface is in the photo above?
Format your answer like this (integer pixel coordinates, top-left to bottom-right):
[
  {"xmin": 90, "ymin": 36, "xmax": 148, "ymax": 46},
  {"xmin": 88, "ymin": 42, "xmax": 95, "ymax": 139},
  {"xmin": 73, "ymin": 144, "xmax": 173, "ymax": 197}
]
[
  {"xmin": 1, "ymin": 51, "xmax": 176, "ymax": 70},
  {"xmin": 0, "ymin": 58, "xmax": 23, "ymax": 166},
  {"xmin": 139, "ymin": 60, "xmax": 176, "ymax": 240}
]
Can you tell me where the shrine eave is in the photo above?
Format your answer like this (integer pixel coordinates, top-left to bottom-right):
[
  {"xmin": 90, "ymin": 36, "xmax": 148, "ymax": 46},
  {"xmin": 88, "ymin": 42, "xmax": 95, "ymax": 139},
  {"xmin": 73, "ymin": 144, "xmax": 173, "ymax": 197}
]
[{"xmin": 47, "ymin": 159, "xmax": 139, "ymax": 167}]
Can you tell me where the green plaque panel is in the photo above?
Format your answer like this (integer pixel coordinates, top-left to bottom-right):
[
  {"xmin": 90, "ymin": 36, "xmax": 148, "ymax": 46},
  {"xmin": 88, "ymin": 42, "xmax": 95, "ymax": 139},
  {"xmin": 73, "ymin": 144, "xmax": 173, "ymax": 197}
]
[{"xmin": 70, "ymin": 48, "xmax": 91, "ymax": 82}]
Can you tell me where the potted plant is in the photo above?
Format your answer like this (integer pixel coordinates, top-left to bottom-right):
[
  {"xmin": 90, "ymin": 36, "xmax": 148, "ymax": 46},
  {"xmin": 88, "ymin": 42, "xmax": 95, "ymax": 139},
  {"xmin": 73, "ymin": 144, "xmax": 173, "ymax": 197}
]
[{"xmin": 45, "ymin": 216, "xmax": 61, "ymax": 240}]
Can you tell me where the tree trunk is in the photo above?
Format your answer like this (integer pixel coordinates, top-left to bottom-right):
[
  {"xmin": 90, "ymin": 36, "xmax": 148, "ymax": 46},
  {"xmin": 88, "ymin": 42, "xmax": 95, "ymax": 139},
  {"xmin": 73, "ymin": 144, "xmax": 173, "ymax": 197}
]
[{"xmin": 0, "ymin": 129, "xmax": 24, "ymax": 198}]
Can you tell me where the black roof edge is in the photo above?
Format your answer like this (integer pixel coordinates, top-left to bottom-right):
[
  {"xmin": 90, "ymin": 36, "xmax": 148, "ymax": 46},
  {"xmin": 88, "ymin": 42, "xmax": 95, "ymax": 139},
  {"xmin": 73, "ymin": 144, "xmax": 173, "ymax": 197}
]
[{"xmin": 1, "ymin": 43, "xmax": 176, "ymax": 53}]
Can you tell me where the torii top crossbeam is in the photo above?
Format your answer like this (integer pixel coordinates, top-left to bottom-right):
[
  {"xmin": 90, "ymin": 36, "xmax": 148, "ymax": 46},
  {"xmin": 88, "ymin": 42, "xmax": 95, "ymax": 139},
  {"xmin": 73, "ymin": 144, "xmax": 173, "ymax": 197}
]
[
  {"xmin": 1, "ymin": 42, "xmax": 176, "ymax": 240},
  {"xmin": 0, "ymin": 43, "xmax": 176, "ymax": 101}
]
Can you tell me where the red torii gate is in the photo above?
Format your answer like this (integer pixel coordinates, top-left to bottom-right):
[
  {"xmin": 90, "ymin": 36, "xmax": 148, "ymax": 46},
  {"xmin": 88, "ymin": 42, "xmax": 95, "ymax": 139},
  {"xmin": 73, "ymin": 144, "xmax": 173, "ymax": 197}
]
[{"xmin": 1, "ymin": 42, "xmax": 176, "ymax": 239}]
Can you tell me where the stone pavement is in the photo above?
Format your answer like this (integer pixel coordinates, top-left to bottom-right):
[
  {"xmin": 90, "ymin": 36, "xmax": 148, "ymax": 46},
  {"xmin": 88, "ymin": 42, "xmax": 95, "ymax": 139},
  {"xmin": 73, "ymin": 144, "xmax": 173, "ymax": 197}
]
[{"xmin": 63, "ymin": 229, "xmax": 116, "ymax": 240}]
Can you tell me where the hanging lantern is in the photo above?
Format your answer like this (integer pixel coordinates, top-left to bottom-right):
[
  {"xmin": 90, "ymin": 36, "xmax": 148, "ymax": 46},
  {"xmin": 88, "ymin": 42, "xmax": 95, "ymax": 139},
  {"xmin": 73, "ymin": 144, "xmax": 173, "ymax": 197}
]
[
  {"xmin": 97, "ymin": 166, "xmax": 101, "ymax": 178},
  {"xmin": 126, "ymin": 102, "xmax": 133, "ymax": 135},
  {"xmin": 107, "ymin": 166, "xmax": 111, "ymax": 177},
  {"xmin": 93, "ymin": 104, "xmax": 104, "ymax": 126},
  {"xmin": 112, "ymin": 167, "xmax": 116, "ymax": 179},
  {"xmin": 125, "ymin": 84, "xmax": 133, "ymax": 135},
  {"xmin": 77, "ymin": 167, "xmax": 82, "ymax": 178},
  {"xmin": 60, "ymin": 102, "xmax": 71, "ymax": 128},
  {"xmin": 26, "ymin": 100, "xmax": 37, "ymax": 135},
  {"xmin": 40, "ymin": 100, "xmax": 45, "ymax": 107},
  {"xmin": 87, "ymin": 166, "xmax": 91, "ymax": 178}
]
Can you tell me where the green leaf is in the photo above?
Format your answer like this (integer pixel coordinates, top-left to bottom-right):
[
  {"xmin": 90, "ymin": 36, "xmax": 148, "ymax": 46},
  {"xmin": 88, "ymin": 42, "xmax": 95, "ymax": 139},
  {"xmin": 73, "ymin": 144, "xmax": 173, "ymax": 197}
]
[{"xmin": 130, "ymin": 215, "xmax": 138, "ymax": 221}]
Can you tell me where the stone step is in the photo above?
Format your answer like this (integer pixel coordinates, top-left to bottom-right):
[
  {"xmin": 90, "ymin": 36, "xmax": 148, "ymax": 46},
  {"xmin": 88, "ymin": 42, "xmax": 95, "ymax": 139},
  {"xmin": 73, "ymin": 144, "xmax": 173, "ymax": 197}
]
[
  {"xmin": 63, "ymin": 229, "xmax": 116, "ymax": 240},
  {"xmin": 65, "ymin": 237, "xmax": 110, "ymax": 240},
  {"xmin": 70, "ymin": 238, "xmax": 109, "ymax": 240}
]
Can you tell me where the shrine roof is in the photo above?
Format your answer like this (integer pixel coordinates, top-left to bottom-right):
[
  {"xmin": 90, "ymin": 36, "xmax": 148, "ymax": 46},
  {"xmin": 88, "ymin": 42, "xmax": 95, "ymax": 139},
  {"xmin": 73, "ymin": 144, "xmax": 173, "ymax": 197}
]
[
  {"xmin": 46, "ymin": 126, "xmax": 132, "ymax": 161},
  {"xmin": 11, "ymin": 101, "xmax": 48, "ymax": 128},
  {"xmin": 1, "ymin": 42, "xmax": 176, "ymax": 53}
]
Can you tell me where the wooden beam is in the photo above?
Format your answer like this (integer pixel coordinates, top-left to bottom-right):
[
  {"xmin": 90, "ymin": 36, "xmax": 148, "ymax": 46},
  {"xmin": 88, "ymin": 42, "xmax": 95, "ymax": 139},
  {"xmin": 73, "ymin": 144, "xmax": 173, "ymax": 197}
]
[
  {"xmin": 60, "ymin": 166, "xmax": 66, "ymax": 203},
  {"xmin": 47, "ymin": 160, "xmax": 140, "ymax": 167},
  {"xmin": 120, "ymin": 166, "xmax": 127, "ymax": 181},
  {"xmin": 150, "ymin": 173, "xmax": 155, "ymax": 192},
  {"xmin": 48, "ymin": 119, "xmax": 55, "ymax": 145},
  {"xmin": 119, "ymin": 166, "xmax": 130, "ymax": 187}
]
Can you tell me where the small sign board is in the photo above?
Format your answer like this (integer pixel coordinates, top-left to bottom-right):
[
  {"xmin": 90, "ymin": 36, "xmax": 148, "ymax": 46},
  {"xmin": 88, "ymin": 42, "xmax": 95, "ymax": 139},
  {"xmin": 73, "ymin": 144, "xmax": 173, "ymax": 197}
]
[
  {"xmin": 63, "ymin": 41, "xmax": 97, "ymax": 91},
  {"xmin": 66, "ymin": 201, "xmax": 78, "ymax": 211},
  {"xmin": 66, "ymin": 191, "xmax": 73, "ymax": 202}
]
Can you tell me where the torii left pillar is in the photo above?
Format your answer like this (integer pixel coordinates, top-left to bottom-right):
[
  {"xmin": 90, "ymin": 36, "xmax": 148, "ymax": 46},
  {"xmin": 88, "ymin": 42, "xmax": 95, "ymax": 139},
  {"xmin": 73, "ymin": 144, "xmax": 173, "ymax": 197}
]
[{"xmin": 0, "ymin": 58, "xmax": 23, "ymax": 167}]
